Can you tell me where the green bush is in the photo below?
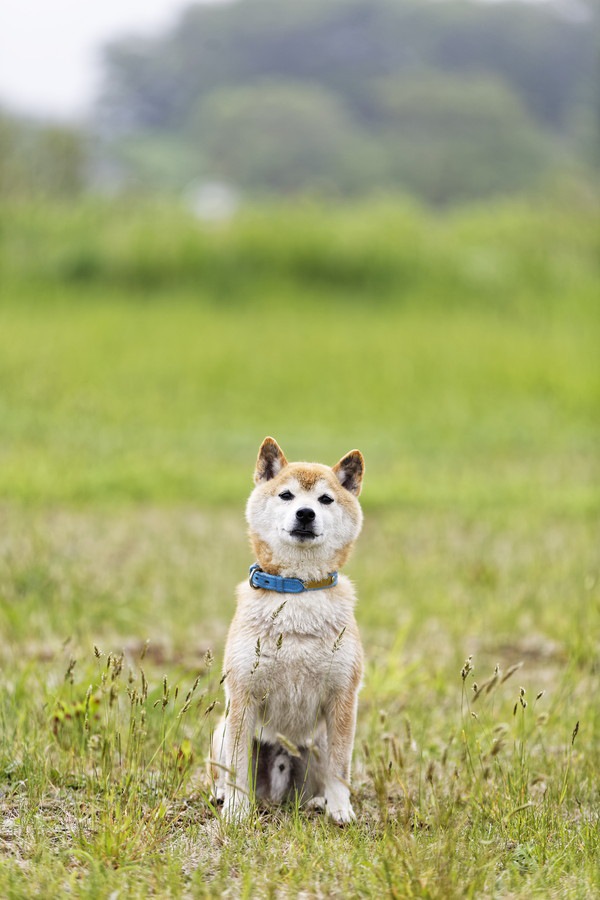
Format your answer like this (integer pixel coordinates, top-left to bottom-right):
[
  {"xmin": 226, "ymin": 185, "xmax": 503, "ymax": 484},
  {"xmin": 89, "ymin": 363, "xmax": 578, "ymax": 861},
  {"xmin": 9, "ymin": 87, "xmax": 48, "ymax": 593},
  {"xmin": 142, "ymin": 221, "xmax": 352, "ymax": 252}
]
[{"xmin": 1, "ymin": 197, "xmax": 598, "ymax": 314}]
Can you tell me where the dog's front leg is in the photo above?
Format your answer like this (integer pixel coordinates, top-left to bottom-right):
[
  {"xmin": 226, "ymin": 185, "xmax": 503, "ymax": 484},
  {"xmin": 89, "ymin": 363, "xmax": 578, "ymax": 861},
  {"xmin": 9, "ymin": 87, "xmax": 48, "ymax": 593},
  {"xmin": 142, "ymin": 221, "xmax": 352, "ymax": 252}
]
[
  {"xmin": 222, "ymin": 694, "xmax": 257, "ymax": 822},
  {"xmin": 210, "ymin": 717, "xmax": 227, "ymax": 804},
  {"xmin": 323, "ymin": 690, "xmax": 358, "ymax": 824}
]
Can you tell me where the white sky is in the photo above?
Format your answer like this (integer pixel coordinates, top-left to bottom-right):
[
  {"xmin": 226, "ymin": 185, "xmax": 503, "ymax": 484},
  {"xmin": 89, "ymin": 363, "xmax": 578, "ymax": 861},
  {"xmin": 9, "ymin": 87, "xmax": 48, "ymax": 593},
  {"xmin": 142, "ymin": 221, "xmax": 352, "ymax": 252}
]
[{"xmin": 0, "ymin": 0, "xmax": 197, "ymax": 120}]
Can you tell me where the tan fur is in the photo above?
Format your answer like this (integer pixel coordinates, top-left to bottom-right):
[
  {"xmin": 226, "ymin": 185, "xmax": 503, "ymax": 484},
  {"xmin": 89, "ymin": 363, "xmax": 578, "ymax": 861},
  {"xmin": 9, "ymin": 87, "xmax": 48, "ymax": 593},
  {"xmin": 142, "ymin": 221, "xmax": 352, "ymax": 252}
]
[{"xmin": 211, "ymin": 438, "xmax": 365, "ymax": 824}]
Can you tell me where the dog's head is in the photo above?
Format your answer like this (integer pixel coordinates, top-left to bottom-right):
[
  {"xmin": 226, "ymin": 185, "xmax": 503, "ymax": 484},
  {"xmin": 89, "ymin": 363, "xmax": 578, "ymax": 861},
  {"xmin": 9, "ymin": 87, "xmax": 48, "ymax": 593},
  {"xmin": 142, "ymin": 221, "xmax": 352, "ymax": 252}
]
[{"xmin": 246, "ymin": 437, "xmax": 364, "ymax": 578}]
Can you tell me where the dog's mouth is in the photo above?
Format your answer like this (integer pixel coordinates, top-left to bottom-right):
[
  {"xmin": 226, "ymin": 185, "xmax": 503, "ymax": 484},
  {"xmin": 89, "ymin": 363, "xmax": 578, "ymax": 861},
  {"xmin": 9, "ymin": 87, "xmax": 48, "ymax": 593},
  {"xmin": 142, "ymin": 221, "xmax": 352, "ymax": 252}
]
[{"xmin": 289, "ymin": 528, "xmax": 319, "ymax": 541}]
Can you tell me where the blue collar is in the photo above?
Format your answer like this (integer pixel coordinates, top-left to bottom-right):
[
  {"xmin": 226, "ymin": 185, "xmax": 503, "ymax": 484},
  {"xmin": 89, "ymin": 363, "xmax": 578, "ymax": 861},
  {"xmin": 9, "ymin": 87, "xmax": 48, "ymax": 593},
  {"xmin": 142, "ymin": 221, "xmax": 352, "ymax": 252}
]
[{"xmin": 249, "ymin": 563, "xmax": 338, "ymax": 593}]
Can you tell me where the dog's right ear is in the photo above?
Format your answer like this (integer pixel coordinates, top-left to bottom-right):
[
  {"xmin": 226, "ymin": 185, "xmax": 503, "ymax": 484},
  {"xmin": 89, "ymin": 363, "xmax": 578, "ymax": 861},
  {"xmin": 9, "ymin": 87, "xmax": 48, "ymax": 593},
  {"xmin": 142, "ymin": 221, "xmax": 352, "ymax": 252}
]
[{"xmin": 254, "ymin": 437, "xmax": 288, "ymax": 484}]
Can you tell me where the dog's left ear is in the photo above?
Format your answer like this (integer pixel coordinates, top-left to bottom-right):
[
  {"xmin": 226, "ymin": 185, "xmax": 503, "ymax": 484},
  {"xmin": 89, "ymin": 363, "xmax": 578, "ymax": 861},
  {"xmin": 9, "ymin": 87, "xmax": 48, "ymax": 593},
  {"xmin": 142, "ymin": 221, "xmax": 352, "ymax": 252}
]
[
  {"xmin": 255, "ymin": 436, "xmax": 288, "ymax": 484},
  {"xmin": 332, "ymin": 450, "xmax": 364, "ymax": 496}
]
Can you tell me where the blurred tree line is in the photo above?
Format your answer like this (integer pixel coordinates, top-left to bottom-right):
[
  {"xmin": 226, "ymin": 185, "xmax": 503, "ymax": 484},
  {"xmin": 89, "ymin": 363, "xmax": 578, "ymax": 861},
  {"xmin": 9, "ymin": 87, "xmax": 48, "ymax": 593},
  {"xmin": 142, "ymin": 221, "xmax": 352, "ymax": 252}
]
[
  {"xmin": 96, "ymin": 0, "xmax": 597, "ymax": 204},
  {"xmin": 1, "ymin": 0, "xmax": 597, "ymax": 205},
  {"xmin": 0, "ymin": 113, "xmax": 87, "ymax": 199}
]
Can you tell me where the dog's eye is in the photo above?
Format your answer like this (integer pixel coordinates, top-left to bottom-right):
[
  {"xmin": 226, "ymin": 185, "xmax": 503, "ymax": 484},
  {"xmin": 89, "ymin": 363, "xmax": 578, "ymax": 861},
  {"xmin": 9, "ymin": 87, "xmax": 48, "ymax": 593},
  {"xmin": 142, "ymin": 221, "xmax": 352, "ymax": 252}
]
[
  {"xmin": 318, "ymin": 494, "xmax": 334, "ymax": 505},
  {"xmin": 278, "ymin": 490, "xmax": 294, "ymax": 501}
]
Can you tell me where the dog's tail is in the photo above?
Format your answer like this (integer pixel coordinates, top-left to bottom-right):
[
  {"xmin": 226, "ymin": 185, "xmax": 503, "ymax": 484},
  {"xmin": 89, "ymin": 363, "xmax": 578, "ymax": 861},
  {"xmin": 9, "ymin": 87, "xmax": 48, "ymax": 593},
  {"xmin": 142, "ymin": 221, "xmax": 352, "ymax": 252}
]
[{"xmin": 252, "ymin": 735, "xmax": 327, "ymax": 804}]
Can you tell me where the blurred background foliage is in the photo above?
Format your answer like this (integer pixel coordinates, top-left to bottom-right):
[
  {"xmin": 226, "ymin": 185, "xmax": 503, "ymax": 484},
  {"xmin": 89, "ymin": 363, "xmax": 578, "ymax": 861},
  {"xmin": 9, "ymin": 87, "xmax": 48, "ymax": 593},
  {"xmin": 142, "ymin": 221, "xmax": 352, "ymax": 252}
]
[
  {"xmin": 0, "ymin": 0, "xmax": 598, "ymax": 508},
  {"xmin": 0, "ymin": 113, "xmax": 88, "ymax": 200},
  {"xmin": 1, "ymin": 0, "xmax": 598, "ymax": 205}
]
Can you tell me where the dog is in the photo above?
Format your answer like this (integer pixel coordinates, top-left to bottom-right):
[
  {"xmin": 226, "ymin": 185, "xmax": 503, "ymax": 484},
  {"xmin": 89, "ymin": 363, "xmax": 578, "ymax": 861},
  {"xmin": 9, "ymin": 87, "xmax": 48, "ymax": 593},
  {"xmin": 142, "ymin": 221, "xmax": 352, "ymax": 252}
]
[{"xmin": 211, "ymin": 436, "xmax": 364, "ymax": 824}]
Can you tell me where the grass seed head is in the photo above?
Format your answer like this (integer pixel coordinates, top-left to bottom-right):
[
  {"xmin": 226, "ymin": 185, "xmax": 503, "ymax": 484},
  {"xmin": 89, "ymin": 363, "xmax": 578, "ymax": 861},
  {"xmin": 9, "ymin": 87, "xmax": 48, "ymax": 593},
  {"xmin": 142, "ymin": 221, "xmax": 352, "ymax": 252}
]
[
  {"xmin": 332, "ymin": 627, "xmax": 346, "ymax": 653},
  {"xmin": 461, "ymin": 656, "xmax": 474, "ymax": 680},
  {"xmin": 519, "ymin": 687, "xmax": 527, "ymax": 709},
  {"xmin": 500, "ymin": 661, "xmax": 523, "ymax": 684},
  {"xmin": 276, "ymin": 733, "xmax": 301, "ymax": 758},
  {"xmin": 571, "ymin": 721, "xmax": 580, "ymax": 745},
  {"xmin": 140, "ymin": 668, "xmax": 148, "ymax": 701},
  {"xmin": 251, "ymin": 638, "xmax": 261, "ymax": 672},
  {"xmin": 404, "ymin": 716, "xmax": 412, "ymax": 746},
  {"xmin": 110, "ymin": 653, "xmax": 124, "ymax": 681},
  {"xmin": 64, "ymin": 658, "xmax": 77, "ymax": 684},
  {"xmin": 472, "ymin": 671, "xmax": 499, "ymax": 701},
  {"xmin": 270, "ymin": 601, "xmax": 287, "ymax": 621}
]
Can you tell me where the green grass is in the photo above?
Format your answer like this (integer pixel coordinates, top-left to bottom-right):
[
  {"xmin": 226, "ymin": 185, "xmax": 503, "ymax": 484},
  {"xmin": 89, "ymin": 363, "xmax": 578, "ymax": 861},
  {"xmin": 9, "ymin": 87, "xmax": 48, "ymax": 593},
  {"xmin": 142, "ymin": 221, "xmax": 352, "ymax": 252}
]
[
  {"xmin": 0, "ymin": 197, "xmax": 598, "ymax": 897},
  {"xmin": 0, "ymin": 291, "xmax": 597, "ymax": 510}
]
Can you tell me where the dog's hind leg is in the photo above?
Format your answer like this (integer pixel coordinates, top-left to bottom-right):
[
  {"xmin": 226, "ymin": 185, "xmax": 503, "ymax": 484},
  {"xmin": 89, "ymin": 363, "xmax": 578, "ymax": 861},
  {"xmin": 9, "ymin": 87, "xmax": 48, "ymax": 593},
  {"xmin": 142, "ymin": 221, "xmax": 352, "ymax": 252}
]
[{"xmin": 292, "ymin": 725, "xmax": 328, "ymax": 807}]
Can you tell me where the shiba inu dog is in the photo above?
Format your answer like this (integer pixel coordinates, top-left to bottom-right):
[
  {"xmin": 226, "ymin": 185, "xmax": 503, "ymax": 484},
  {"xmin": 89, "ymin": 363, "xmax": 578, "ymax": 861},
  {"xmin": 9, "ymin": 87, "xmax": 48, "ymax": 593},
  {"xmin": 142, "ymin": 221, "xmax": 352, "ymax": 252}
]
[{"xmin": 211, "ymin": 436, "xmax": 364, "ymax": 824}]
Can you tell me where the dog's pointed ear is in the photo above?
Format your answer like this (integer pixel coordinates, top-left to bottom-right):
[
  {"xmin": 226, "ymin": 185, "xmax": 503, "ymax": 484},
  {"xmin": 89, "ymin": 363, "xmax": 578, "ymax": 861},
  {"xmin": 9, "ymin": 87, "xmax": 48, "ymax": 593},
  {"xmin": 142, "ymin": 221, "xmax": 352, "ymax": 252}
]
[
  {"xmin": 332, "ymin": 450, "xmax": 364, "ymax": 496},
  {"xmin": 255, "ymin": 437, "xmax": 288, "ymax": 484}
]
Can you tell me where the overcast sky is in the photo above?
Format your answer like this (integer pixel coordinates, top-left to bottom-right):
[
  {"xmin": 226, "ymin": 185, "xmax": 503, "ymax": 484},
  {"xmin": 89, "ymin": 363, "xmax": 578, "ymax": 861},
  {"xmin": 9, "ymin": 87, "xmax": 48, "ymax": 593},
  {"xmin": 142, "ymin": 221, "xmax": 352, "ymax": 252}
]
[{"xmin": 0, "ymin": 0, "xmax": 198, "ymax": 119}]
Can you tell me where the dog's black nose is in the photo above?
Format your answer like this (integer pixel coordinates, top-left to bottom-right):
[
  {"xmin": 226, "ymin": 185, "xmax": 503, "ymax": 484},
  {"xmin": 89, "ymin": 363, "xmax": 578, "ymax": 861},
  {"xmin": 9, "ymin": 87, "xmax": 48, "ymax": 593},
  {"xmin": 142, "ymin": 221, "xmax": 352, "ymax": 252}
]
[{"xmin": 296, "ymin": 507, "xmax": 316, "ymax": 523}]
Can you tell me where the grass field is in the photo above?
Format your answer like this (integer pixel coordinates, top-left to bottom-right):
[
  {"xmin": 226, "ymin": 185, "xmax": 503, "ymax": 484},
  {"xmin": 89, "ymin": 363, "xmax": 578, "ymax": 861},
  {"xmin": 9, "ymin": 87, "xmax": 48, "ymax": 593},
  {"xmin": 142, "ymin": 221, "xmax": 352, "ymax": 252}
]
[{"xmin": 0, "ymin": 198, "xmax": 598, "ymax": 897}]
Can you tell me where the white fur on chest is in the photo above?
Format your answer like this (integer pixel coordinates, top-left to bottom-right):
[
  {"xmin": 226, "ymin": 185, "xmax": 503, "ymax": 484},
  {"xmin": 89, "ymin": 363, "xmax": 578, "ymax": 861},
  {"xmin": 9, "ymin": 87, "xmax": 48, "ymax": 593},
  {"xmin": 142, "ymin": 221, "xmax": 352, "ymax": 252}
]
[{"xmin": 224, "ymin": 577, "xmax": 360, "ymax": 744}]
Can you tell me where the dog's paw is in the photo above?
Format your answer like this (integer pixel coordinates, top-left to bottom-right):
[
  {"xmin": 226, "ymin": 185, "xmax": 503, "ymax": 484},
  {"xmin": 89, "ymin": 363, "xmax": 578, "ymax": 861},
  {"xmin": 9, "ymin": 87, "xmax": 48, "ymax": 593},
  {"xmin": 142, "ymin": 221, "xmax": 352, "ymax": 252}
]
[
  {"xmin": 212, "ymin": 786, "xmax": 225, "ymax": 807},
  {"xmin": 221, "ymin": 792, "xmax": 251, "ymax": 823},
  {"xmin": 323, "ymin": 781, "xmax": 356, "ymax": 825},
  {"xmin": 304, "ymin": 795, "xmax": 326, "ymax": 813},
  {"xmin": 326, "ymin": 801, "xmax": 356, "ymax": 825}
]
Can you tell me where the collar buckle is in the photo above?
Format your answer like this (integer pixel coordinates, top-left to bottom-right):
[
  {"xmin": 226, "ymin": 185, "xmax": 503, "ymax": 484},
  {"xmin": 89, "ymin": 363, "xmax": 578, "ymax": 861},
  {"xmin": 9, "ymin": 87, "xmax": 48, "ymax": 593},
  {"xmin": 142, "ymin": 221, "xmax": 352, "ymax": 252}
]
[{"xmin": 248, "ymin": 563, "xmax": 262, "ymax": 589}]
